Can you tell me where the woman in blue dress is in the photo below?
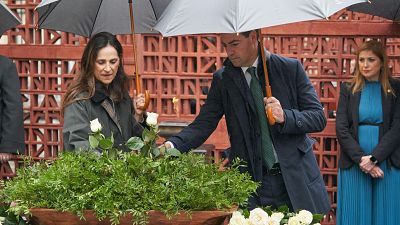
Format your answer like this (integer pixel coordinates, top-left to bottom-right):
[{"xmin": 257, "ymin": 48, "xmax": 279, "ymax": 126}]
[{"xmin": 336, "ymin": 40, "xmax": 400, "ymax": 225}]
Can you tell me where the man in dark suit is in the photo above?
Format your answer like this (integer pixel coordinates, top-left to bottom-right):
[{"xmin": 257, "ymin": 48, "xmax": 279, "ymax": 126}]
[
  {"xmin": 0, "ymin": 55, "xmax": 25, "ymax": 162},
  {"xmin": 165, "ymin": 30, "xmax": 330, "ymax": 214}
]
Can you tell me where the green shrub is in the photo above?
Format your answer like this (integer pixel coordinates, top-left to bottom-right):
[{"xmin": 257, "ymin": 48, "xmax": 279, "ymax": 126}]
[{"xmin": 0, "ymin": 151, "xmax": 258, "ymax": 224}]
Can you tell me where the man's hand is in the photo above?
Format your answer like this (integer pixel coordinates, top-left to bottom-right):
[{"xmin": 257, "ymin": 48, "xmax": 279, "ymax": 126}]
[
  {"xmin": 369, "ymin": 166, "xmax": 384, "ymax": 178},
  {"xmin": 359, "ymin": 155, "xmax": 375, "ymax": 173},
  {"xmin": 264, "ymin": 97, "xmax": 284, "ymax": 123},
  {"xmin": 0, "ymin": 153, "xmax": 13, "ymax": 162},
  {"xmin": 219, "ymin": 158, "xmax": 229, "ymax": 171}
]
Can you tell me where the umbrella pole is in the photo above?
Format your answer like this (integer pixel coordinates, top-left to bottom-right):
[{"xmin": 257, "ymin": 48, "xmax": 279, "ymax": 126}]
[
  {"xmin": 129, "ymin": 0, "xmax": 150, "ymax": 110},
  {"xmin": 257, "ymin": 29, "xmax": 275, "ymax": 125}
]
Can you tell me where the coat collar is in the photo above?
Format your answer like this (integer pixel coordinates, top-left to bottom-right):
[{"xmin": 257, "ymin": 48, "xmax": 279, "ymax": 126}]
[
  {"xmin": 91, "ymin": 82, "xmax": 109, "ymax": 103},
  {"xmin": 91, "ymin": 82, "xmax": 123, "ymax": 135},
  {"xmin": 222, "ymin": 48, "xmax": 272, "ymax": 113},
  {"xmin": 223, "ymin": 59, "xmax": 256, "ymax": 114}
]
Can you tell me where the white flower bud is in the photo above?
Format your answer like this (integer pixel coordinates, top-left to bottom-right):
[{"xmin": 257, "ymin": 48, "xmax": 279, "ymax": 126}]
[
  {"xmin": 90, "ymin": 118, "xmax": 102, "ymax": 132},
  {"xmin": 146, "ymin": 112, "xmax": 159, "ymax": 126}
]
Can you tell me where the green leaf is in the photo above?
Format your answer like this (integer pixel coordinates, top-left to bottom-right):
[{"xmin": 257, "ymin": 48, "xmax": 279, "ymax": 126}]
[
  {"xmin": 89, "ymin": 135, "xmax": 99, "ymax": 148},
  {"xmin": 110, "ymin": 132, "xmax": 114, "ymax": 144},
  {"xmin": 151, "ymin": 147, "xmax": 161, "ymax": 158},
  {"xmin": 158, "ymin": 145, "xmax": 166, "ymax": 156},
  {"xmin": 313, "ymin": 213, "xmax": 324, "ymax": 221},
  {"xmin": 277, "ymin": 205, "xmax": 289, "ymax": 213},
  {"xmin": 142, "ymin": 128, "xmax": 156, "ymax": 143},
  {"xmin": 165, "ymin": 148, "xmax": 181, "ymax": 157},
  {"xmin": 125, "ymin": 137, "xmax": 145, "ymax": 150},
  {"xmin": 141, "ymin": 144, "xmax": 150, "ymax": 157},
  {"xmin": 99, "ymin": 138, "xmax": 113, "ymax": 150}
]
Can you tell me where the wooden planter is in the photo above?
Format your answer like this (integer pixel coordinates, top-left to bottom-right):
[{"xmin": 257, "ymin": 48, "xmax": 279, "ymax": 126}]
[{"xmin": 29, "ymin": 208, "xmax": 234, "ymax": 225}]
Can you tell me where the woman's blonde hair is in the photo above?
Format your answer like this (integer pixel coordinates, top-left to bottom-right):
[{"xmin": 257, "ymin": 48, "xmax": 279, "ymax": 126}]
[{"xmin": 351, "ymin": 40, "xmax": 394, "ymax": 96}]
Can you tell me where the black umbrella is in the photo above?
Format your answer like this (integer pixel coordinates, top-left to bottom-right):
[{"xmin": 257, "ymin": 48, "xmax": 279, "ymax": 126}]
[
  {"xmin": 348, "ymin": 0, "xmax": 400, "ymax": 21},
  {"xmin": 35, "ymin": 0, "xmax": 173, "ymax": 110},
  {"xmin": 0, "ymin": 2, "xmax": 21, "ymax": 36}
]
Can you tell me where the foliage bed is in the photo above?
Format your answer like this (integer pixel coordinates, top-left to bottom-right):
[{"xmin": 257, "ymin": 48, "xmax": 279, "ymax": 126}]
[{"xmin": 0, "ymin": 151, "xmax": 258, "ymax": 224}]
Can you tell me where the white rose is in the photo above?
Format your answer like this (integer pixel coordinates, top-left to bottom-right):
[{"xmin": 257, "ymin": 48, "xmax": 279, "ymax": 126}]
[
  {"xmin": 249, "ymin": 208, "xmax": 269, "ymax": 225},
  {"xmin": 266, "ymin": 219, "xmax": 280, "ymax": 225},
  {"xmin": 229, "ymin": 211, "xmax": 249, "ymax": 225},
  {"xmin": 287, "ymin": 216, "xmax": 301, "ymax": 225},
  {"xmin": 270, "ymin": 212, "xmax": 284, "ymax": 223},
  {"xmin": 297, "ymin": 210, "xmax": 313, "ymax": 225},
  {"xmin": 314, "ymin": 223, "xmax": 321, "ymax": 225},
  {"xmin": 90, "ymin": 118, "xmax": 102, "ymax": 132},
  {"xmin": 146, "ymin": 112, "xmax": 159, "ymax": 126}
]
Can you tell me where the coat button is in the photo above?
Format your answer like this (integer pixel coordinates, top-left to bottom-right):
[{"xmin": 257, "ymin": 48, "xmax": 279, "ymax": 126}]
[{"xmin": 297, "ymin": 120, "xmax": 303, "ymax": 127}]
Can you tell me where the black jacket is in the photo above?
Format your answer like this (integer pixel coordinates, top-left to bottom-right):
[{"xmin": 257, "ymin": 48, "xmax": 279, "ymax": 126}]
[
  {"xmin": 336, "ymin": 78, "xmax": 400, "ymax": 169},
  {"xmin": 0, "ymin": 56, "xmax": 24, "ymax": 154}
]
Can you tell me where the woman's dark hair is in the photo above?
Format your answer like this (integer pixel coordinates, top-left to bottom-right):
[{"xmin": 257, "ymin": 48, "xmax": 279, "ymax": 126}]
[{"xmin": 62, "ymin": 32, "xmax": 130, "ymax": 111}]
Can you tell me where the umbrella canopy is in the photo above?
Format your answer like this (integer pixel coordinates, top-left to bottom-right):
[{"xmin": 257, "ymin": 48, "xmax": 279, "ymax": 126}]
[
  {"xmin": 0, "ymin": 1, "xmax": 21, "ymax": 36},
  {"xmin": 154, "ymin": 0, "xmax": 367, "ymax": 37},
  {"xmin": 35, "ymin": 0, "xmax": 172, "ymax": 110},
  {"xmin": 154, "ymin": 0, "xmax": 367, "ymax": 125},
  {"xmin": 36, "ymin": 0, "xmax": 172, "ymax": 37},
  {"xmin": 348, "ymin": 0, "xmax": 400, "ymax": 21}
]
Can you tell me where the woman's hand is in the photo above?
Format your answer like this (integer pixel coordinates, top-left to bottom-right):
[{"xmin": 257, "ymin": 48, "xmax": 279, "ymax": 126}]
[
  {"xmin": 133, "ymin": 91, "xmax": 146, "ymax": 122},
  {"xmin": 369, "ymin": 166, "xmax": 384, "ymax": 178},
  {"xmin": 359, "ymin": 155, "xmax": 375, "ymax": 173}
]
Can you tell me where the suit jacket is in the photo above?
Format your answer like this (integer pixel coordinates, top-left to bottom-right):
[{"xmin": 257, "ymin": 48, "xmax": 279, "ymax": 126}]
[
  {"xmin": 336, "ymin": 79, "xmax": 400, "ymax": 169},
  {"xmin": 0, "ymin": 55, "xmax": 24, "ymax": 154},
  {"xmin": 169, "ymin": 52, "xmax": 330, "ymax": 214}
]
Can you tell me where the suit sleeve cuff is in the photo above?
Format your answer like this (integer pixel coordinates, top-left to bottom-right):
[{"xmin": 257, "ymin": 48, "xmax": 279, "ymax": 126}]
[{"xmin": 165, "ymin": 141, "xmax": 175, "ymax": 149}]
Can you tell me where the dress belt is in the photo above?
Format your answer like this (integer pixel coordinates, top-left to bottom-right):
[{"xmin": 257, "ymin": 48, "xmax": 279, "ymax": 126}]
[{"xmin": 359, "ymin": 122, "xmax": 382, "ymax": 126}]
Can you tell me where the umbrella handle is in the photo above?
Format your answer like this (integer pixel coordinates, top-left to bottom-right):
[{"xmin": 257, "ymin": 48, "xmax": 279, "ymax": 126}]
[
  {"xmin": 137, "ymin": 90, "xmax": 150, "ymax": 110},
  {"xmin": 130, "ymin": 0, "xmax": 149, "ymax": 110},
  {"xmin": 267, "ymin": 107, "xmax": 275, "ymax": 125},
  {"xmin": 258, "ymin": 29, "xmax": 275, "ymax": 125},
  {"xmin": 265, "ymin": 85, "xmax": 276, "ymax": 125}
]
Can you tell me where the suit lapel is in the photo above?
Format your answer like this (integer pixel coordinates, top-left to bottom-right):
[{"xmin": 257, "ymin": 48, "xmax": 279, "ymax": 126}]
[
  {"xmin": 222, "ymin": 66, "xmax": 257, "ymax": 165},
  {"xmin": 224, "ymin": 66, "xmax": 256, "ymax": 113}
]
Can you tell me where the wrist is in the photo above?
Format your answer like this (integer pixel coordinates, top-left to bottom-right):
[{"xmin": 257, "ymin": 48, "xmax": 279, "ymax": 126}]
[{"xmin": 370, "ymin": 155, "xmax": 378, "ymax": 164}]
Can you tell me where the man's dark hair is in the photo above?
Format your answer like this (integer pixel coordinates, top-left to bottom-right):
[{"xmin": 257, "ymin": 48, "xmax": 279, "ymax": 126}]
[
  {"xmin": 241, "ymin": 31, "xmax": 252, "ymax": 37},
  {"xmin": 240, "ymin": 30, "xmax": 258, "ymax": 38}
]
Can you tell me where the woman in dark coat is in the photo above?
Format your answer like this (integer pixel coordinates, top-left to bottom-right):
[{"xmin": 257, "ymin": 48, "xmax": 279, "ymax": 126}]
[
  {"xmin": 336, "ymin": 40, "xmax": 400, "ymax": 225},
  {"xmin": 62, "ymin": 32, "xmax": 146, "ymax": 151}
]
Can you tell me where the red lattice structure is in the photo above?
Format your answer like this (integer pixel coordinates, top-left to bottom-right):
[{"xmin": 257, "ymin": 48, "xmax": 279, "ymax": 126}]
[{"xmin": 1, "ymin": 1, "xmax": 400, "ymax": 224}]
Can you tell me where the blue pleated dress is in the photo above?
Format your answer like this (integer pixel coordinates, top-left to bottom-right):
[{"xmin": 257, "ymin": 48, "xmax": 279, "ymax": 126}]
[{"xmin": 337, "ymin": 81, "xmax": 400, "ymax": 225}]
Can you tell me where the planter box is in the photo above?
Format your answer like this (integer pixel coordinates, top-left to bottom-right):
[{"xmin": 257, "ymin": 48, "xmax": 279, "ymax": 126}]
[{"xmin": 29, "ymin": 208, "xmax": 235, "ymax": 225}]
